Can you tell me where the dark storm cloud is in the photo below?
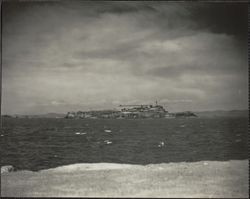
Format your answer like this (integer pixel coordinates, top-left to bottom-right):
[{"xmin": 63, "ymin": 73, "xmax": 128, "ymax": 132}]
[
  {"xmin": 2, "ymin": 1, "xmax": 248, "ymax": 114},
  {"xmin": 187, "ymin": 3, "xmax": 248, "ymax": 40},
  {"xmin": 96, "ymin": 2, "xmax": 141, "ymax": 14}
]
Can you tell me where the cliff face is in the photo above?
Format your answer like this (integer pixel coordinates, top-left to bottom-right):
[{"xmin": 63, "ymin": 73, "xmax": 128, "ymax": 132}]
[
  {"xmin": 65, "ymin": 109, "xmax": 198, "ymax": 119},
  {"xmin": 65, "ymin": 110, "xmax": 167, "ymax": 119},
  {"xmin": 65, "ymin": 110, "xmax": 121, "ymax": 119}
]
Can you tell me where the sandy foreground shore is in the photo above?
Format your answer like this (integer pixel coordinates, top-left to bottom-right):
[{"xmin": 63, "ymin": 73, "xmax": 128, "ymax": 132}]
[{"xmin": 1, "ymin": 160, "xmax": 248, "ymax": 198}]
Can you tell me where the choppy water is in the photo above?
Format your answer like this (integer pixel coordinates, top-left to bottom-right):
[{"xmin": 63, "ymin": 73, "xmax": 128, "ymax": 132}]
[{"xmin": 0, "ymin": 117, "xmax": 248, "ymax": 171}]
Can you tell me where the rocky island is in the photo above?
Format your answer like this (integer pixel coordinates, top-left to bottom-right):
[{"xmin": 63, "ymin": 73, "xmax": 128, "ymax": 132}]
[{"xmin": 65, "ymin": 102, "xmax": 197, "ymax": 119}]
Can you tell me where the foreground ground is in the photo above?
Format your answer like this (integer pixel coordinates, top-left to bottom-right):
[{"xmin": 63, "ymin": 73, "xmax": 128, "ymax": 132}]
[{"xmin": 1, "ymin": 160, "xmax": 248, "ymax": 197}]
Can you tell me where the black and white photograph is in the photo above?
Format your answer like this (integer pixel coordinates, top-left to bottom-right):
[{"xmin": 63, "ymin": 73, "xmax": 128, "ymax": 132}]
[{"xmin": 0, "ymin": 0, "xmax": 248, "ymax": 197}]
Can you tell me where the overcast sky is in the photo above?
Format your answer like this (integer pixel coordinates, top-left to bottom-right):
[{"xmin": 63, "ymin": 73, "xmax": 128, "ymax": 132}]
[{"xmin": 2, "ymin": 1, "xmax": 248, "ymax": 114}]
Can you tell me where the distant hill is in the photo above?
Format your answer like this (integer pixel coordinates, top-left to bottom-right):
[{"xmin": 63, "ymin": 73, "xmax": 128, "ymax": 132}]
[
  {"xmin": 40, "ymin": 113, "xmax": 66, "ymax": 118},
  {"xmin": 195, "ymin": 110, "xmax": 248, "ymax": 118},
  {"xmin": 30, "ymin": 113, "xmax": 66, "ymax": 118},
  {"xmin": 9, "ymin": 113, "xmax": 66, "ymax": 118}
]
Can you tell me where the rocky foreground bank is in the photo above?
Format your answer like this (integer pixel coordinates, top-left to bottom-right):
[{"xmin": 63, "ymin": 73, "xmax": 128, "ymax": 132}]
[{"xmin": 1, "ymin": 160, "xmax": 248, "ymax": 197}]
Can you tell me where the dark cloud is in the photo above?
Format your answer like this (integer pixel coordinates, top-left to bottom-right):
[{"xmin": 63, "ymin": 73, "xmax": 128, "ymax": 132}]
[
  {"xmin": 188, "ymin": 2, "xmax": 248, "ymax": 40},
  {"xmin": 96, "ymin": 3, "xmax": 140, "ymax": 14}
]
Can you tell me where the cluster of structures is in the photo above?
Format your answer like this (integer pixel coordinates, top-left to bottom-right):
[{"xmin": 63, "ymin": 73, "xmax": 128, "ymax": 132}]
[
  {"xmin": 65, "ymin": 110, "xmax": 120, "ymax": 119},
  {"xmin": 119, "ymin": 103, "xmax": 167, "ymax": 118},
  {"xmin": 65, "ymin": 102, "xmax": 197, "ymax": 119}
]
